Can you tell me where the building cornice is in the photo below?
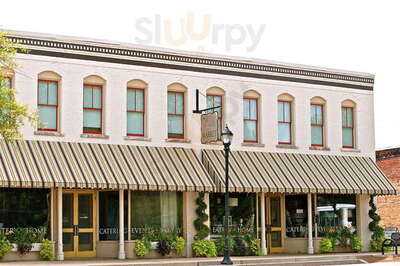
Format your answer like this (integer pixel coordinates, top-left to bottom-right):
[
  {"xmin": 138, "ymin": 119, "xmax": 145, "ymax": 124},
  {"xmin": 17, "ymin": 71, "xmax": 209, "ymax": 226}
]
[{"xmin": 6, "ymin": 31, "xmax": 374, "ymax": 91}]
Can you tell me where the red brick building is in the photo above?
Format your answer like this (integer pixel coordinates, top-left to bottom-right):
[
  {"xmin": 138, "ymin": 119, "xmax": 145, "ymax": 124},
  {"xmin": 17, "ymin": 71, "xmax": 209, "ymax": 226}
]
[{"xmin": 376, "ymin": 148, "xmax": 400, "ymax": 230}]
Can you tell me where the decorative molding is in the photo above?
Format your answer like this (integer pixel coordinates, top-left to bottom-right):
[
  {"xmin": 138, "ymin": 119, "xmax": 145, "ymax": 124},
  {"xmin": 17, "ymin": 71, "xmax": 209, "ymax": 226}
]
[
  {"xmin": 80, "ymin": 133, "xmax": 109, "ymax": 139},
  {"xmin": 241, "ymin": 142, "xmax": 266, "ymax": 148},
  {"xmin": 276, "ymin": 144, "xmax": 298, "ymax": 150},
  {"xmin": 7, "ymin": 35, "xmax": 374, "ymax": 91},
  {"xmin": 34, "ymin": 131, "xmax": 64, "ymax": 137}
]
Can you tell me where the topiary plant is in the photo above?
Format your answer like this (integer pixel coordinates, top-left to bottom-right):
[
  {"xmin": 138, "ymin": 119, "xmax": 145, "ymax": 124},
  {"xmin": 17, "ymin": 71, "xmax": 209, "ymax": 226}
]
[
  {"xmin": 39, "ymin": 239, "xmax": 54, "ymax": 260},
  {"xmin": 368, "ymin": 195, "xmax": 385, "ymax": 251},
  {"xmin": 174, "ymin": 236, "xmax": 185, "ymax": 256},
  {"xmin": 193, "ymin": 192, "xmax": 210, "ymax": 240},
  {"xmin": 320, "ymin": 238, "xmax": 333, "ymax": 253},
  {"xmin": 0, "ymin": 234, "xmax": 12, "ymax": 259}
]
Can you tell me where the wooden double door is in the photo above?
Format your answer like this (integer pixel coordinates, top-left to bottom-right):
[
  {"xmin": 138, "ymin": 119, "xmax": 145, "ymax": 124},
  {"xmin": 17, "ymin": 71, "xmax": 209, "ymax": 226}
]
[{"xmin": 62, "ymin": 190, "xmax": 96, "ymax": 258}]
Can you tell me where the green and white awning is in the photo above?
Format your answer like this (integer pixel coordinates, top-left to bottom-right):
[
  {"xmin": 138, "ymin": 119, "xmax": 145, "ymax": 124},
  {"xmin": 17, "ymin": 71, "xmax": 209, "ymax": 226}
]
[
  {"xmin": 202, "ymin": 149, "xmax": 396, "ymax": 195},
  {"xmin": 0, "ymin": 140, "xmax": 214, "ymax": 191}
]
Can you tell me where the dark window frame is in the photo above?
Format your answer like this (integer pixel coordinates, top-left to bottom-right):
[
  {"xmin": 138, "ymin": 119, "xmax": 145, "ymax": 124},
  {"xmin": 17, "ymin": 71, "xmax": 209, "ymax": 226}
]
[
  {"xmin": 342, "ymin": 106, "xmax": 355, "ymax": 148},
  {"xmin": 310, "ymin": 103, "xmax": 324, "ymax": 147},
  {"xmin": 37, "ymin": 79, "xmax": 59, "ymax": 132},
  {"xmin": 243, "ymin": 97, "xmax": 258, "ymax": 143},
  {"xmin": 278, "ymin": 100, "xmax": 292, "ymax": 145},
  {"xmin": 127, "ymin": 87, "xmax": 145, "ymax": 137},
  {"xmin": 167, "ymin": 91, "xmax": 185, "ymax": 139},
  {"xmin": 83, "ymin": 84, "xmax": 103, "ymax": 134}
]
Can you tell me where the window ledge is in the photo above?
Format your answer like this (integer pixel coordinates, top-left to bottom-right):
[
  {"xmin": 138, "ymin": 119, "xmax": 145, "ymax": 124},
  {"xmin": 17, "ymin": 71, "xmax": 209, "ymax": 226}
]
[
  {"xmin": 204, "ymin": 141, "xmax": 223, "ymax": 146},
  {"xmin": 80, "ymin": 133, "xmax": 109, "ymax": 139},
  {"xmin": 276, "ymin": 144, "xmax": 298, "ymax": 150},
  {"xmin": 241, "ymin": 142, "xmax": 265, "ymax": 148},
  {"xmin": 165, "ymin": 138, "xmax": 191, "ymax": 143},
  {"xmin": 124, "ymin": 136, "xmax": 152, "ymax": 142},
  {"xmin": 341, "ymin": 148, "xmax": 361, "ymax": 153},
  {"xmin": 34, "ymin": 131, "xmax": 64, "ymax": 137},
  {"xmin": 309, "ymin": 146, "xmax": 330, "ymax": 151}
]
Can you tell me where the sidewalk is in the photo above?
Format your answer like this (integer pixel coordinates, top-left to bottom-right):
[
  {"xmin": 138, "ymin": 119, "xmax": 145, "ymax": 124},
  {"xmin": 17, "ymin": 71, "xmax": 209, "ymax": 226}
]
[{"xmin": 0, "ymin": 253, "xmax": 395, "ymax": 266}]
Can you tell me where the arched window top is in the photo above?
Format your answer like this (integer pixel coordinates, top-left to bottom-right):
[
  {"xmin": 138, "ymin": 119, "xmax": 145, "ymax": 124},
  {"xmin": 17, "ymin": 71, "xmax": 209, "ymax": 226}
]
[
  {"xmin": 38, "ymin": 71, "xmax": 61, "ymax": 81},
  {"xmin": 310, "ymin": 96, "xmax": 326, "ymax": 105},
  {"xmin": 206, "ymin": 86, "xmax": 225, "ymax": 96},
  {"xmin": 342, "ymin": 99, "xmax": 356, "ymax": 108},
  {"xmin": 167, "ymin": 82, "xmax": 187, "ymax": 92},
  {"xmin": 127, "ymin": 79, "xmax": 147, "ymax": 89},
  {"xmin": 243, "ymin": 89, "xmax": 260, "ymax": 99},
  {"xmin": 83, "ymin": 75, "xmax": 106, "ymax": 85},
  {"xmin": 278, "ymin": 93, "xmax": 294, "ymax": 102}
]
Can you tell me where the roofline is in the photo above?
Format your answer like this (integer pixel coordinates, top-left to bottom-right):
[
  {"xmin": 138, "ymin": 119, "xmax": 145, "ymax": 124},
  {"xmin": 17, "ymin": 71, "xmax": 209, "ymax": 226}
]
[{"xmin": 3, "ymin": 29, "xmax": 375, "ymax": 90}]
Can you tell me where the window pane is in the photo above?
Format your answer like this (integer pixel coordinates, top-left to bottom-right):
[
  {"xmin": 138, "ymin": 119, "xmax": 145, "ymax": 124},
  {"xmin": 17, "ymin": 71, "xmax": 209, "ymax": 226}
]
[
  {"xmin": 38, "ymin": 81, "xmax": 48, "ymax": 104},
  {"xmin": 278, "ymin": 123, "xmax": 291, "ymax": 143},
  {"xmin": 284, "ymin": 102, "xmax": 291, "ymax": 122},
  {"xmin": 346, "ymin": 108, "xmax": 353, "ymax": 127},
  {"xmin": 244, "ymin": 120, "xmax": 257, "ymax": 141},
  {"xmin": 342, "ymin": 128, "xmax": 353, "ymax": 147},
  {"xmin": 342, "ymin": 107, "xmax": 347, "ymax": 127},
  {"xmin": 168, "ymin": 115, "xmax": 183, "ymax": 135},
  {"xmin": 99, "ymin": 191, "xmax": 128, "ymax": 241},
  {"xmin": 38, "ymin": 106, "xmax": 57, "ymax": 130},
  {"xmin": 311, "ymin": 125, "xmax": 323, "ymax": 145},
  {"xmin": 176, "ymin": 93, "xmax": 184, "ymax": 114},
  {"xmin": 83, "ymin": 87, "xmax": 93, "ymax": 108},
  {"xmin": 127, "ymin": 89, "xmax": 136, "ymax": 110},
  {"xmin": 250, "ymin": 99, "xmax": 257, "ymax": 120},
  {"xmin": 243, "ymin": 99, "xmax": 250, "ymax": 119},
  {"xmin": 47, "ymin": 82, "xmax": 58, "ymax": 105},
  {"xmin": 135, "ymin": 90, "xmax": 144, "ymax": 111},
  {"xmin": 167, "ymin": 92, "xmax": 176, "ymax": 114},
  {"xmin": 92, "ymin": 87, "xmax": 102, "ymax": 109},
  {"xmin": 286, "ymin": 195, "xmax": 308, "ymax": 238},
  {"xmin": 278, "ymin": 102, "xmax": 284, "ymax": 122},
  {"xmin": 127, "ymin": 112, "xmax": 144, "ymax": 135},
  {"xmin": 315, "ymin": 106, "xmax": 323, "ymax": 124},
  {"xmin": 83, "ymin": 109, "xmax": 101, "ymax": 128}
]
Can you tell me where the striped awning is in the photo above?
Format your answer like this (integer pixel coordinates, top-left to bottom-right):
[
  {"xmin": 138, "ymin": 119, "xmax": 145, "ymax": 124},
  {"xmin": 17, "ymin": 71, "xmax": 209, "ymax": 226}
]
[
  {"xmin": 202, "ymin": 149, "xmax": 397, "ymax": 195},
  {"xmin": 0, "ymin": 140, "xmax": 214, "ymax": 191}
]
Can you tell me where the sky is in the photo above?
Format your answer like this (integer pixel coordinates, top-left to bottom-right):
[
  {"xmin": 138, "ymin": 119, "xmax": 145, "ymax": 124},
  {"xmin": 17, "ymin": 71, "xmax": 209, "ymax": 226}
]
[{"xmin": 0, "ymin": 0, "xmax": 398, "ymax": 149}]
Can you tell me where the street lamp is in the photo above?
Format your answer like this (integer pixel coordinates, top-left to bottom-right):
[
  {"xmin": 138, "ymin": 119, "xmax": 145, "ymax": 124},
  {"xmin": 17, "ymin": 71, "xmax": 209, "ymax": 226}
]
[{"xmin": 221, "ymin": 125, "xmax": 233, "ymax": 265}]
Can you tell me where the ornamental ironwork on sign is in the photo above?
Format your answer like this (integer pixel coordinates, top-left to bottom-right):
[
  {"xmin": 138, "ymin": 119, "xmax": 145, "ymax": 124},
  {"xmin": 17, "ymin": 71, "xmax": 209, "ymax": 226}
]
[{"xmin": 201, "ymin": 112, "xmax": 218, "ymax": 144}]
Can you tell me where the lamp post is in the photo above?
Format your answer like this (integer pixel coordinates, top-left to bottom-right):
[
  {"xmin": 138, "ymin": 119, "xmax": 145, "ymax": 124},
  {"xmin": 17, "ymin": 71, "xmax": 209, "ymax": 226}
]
[{"xmin": 221, "ymin": 125, "xmax": 233, "ymax": 265}]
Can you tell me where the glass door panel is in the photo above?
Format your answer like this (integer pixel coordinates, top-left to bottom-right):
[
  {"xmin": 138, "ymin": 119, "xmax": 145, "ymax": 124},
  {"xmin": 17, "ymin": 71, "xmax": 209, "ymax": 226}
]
[
  {"xmin": 78, "ymin": 194, "xmax": 93, "ymax": 228},
  {"xmin": 268, "ymin": 196, "xmax": 284, "ymax": 253}
]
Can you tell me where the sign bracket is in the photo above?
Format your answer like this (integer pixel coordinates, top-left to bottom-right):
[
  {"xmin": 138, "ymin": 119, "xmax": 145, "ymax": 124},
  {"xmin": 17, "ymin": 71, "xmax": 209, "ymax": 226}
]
[{"xmin": 192, "ymin": 89, "xmax": 221, "ymax": 114}]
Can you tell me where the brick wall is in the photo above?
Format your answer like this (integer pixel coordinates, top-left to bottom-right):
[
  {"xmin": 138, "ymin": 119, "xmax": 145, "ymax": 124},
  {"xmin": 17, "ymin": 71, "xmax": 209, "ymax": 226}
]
[{"xmin": 377, "ymin": 155, "xmax": 400, "ymax": 229}]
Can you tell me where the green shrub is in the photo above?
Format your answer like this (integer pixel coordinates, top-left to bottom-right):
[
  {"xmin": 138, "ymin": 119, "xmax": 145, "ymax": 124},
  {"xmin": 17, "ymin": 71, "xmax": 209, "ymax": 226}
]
[
  {"xmin": 174, "ymin": 236, "xmax": 185, "ymax": 256},
  {"xmin": 39, "ymin": 239, "xmax": 54, "ymax": 260},
  {"xmin": 0, "ymin": 234, "xmax": 12, "ymax": 259},
  {"xmin": 350, "ymin": 235, "xmax": 362, "ymax": 253},
  {"xmin": 320, "ymin": 238, "xmax": 333, "ymax": 253},
  {"xmin": 215, "ymin": 236, "xmax": 234, "ymax": 256},
  {"xmin": 247, "ymin": 238, "xmax": 260, "ymax": 256},
  {"xmin": 12, "ymin": 228, "xmax": 34, "ymax": 255},
  {"xmin": 134, "ymin": 238, "xmax": 151, "ymax": 257},
  {"xmin": 192, "ymin": 239, "xmax": 217, "ymax": 257},
  {"xmin": 368, "ymin": 195, "xmax": 386, "ymax": 252}
]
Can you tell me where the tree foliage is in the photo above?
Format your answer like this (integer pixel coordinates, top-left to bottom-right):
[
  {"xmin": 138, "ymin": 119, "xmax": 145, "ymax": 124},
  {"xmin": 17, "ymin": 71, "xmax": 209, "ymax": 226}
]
[
  {"xmin": 0, "ymin": 31, "xmax": 36, "ymax": 141},
  {"xmin": 369, "ymin": 195, "xmax": 385, "ymax": 251}
]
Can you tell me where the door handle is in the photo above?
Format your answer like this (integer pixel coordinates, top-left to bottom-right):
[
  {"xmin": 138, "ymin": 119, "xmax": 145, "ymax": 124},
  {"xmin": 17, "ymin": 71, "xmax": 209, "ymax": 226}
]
[{"xmin": 73, "ymin": 225, "xmax": 79, "ymax": 236}]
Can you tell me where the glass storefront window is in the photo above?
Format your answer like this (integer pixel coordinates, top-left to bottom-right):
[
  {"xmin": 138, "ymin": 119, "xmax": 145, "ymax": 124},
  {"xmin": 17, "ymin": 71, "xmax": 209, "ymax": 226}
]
[
  {"xmin": 98, "ymin": 191, "xmax": 128, "ymax": 241},
  {"xmin": 131, "ymin": 191, "xmax": 183, "ymax": 239},
  {"xmin": 0, "ymin": 188, "xmax": 50, "ymax": 238},
  {"xmin": 285, "ymin": 195, "xmax": 308, "ymax": 238},
  {"xmin": 317, "ymin": 194, "xmax": 357, "ymax": 237},
  {"xmin": 210, "ymin": 193, "xmax": 256, "ymax": 236}
]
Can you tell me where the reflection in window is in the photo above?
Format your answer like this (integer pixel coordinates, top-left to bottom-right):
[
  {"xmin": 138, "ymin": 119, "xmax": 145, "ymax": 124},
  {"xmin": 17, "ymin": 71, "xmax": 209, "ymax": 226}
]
[
  {"xmin": 210, "ymin": 193, "xmax": 256, "ymax": 236},
  {"xmin": 131, "ymin": 191, "xmax": 182, "ymax": 239},
  {"xmin": 0, "ymin": 189, "xmax": 49, "ymax": 235},
  {"xmin": 317, "ymin": 194, "xmax": 356, "ymax": 237},
  {"xmin": 99, "ymin": 191, "xmax": 128, "ymax": 241},
  {"xmin": 285, "ymin": 195, "xmax": 308, "ymax": 238}
]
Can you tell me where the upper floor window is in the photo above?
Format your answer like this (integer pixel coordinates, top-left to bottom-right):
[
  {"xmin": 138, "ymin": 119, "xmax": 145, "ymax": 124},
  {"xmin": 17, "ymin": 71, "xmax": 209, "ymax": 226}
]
[
  {"xmin": 38, "ymin": 80, "xmax": 58, "ymax": 131},
  {"xmin": 342, "ymin": 100, "xmax": 356, "ymax": 148},
  {"xmin": 310, "ymin": 97, "xmax": 326, "ymax": 147},
  {"xmin": 277, "ymin": 94, "xmax": 294, "ymax": 145},
  {"xmin": 83, "ymin": 75, "xmax": 105, "ymax": 135},
  {"xmin": 206, "ymin": 87, "xmax": 224, "ymax": 140},
  {"xmin": 243, "ymin": 90, "xmax": 260, "ymax": 143},
  {"xmin": 127, "ymin": 80, "xmax": 147, "ymax": 137},
  {"xmin": 167, "ymin": 83, "xmax": 186, "ymax": 139},
  {"xmin": 37, "ymin": 71, "xmax": 61, "ymax": 132}
]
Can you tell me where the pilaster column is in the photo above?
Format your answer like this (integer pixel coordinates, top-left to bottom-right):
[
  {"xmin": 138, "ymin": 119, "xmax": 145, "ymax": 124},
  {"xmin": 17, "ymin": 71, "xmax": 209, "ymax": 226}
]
[
  {"xmin": 56, "ymin": 187, "xmax": 64, "ymax": 261},
  {"xmin": 307, "ymin": 193, "xmax": 314, "ymax": 254},
  {"xmin": 118, "ymin": 189, "xmax": 126, "ymax": 259},
  {"xmin": 260, "ymin": 192, "xmax": 267, "ymax": 255}
]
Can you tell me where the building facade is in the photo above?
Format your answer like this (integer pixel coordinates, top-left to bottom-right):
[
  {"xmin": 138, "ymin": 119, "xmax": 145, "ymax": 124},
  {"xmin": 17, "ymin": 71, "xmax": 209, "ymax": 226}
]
[
  {"xmin": 376, "ymin": 148, "xmax": 400, "ymax": 233},
  {"xmin": 0, "ymin": 30, "xmax": 396, "ymax": 261}
]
